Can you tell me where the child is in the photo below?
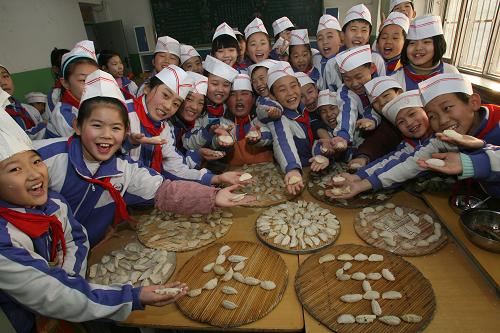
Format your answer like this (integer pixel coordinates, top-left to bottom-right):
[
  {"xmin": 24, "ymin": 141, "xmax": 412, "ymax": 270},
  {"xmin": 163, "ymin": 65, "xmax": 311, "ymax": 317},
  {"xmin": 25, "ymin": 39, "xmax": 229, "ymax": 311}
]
[
  {"xmin": 47, "ymin": 47, "xmax": 69, "ymax": 113},
  {"xmin": 0, "ymin": 97, "xmax": 189, "ymax": 333},
  {"xmin": 136, "ymin": 36, "xmax": 181, "ymax": 96},
  {"xmin": 390, "ymin": 0, "xmax": 416, "ymax": 19},
  {"xmin": 333, "ymin": 45, "xmax": 382, "ymax": 153},
  {"xmin": 289, "ymin": 29, "xmax": 320, "ymax": 83},
  {"xmin": 234, "ymin": 29, "xmax": 247, "ymax": 65},
  {"xmin": 46, "ymin": 40, "xmax": 99, "ymax": 138},
  {"xmin": 376, "ymin": 12, "xmax": 410, "ymax": 75},
  {"xmin": 330, "ymin": 73, "xmax": 500, "ymax": 199},
  {"xmin": 212, "ymin": 22, "xmax": 245, "ymax": 73},
  {"xmin": 244, "ymin": 18, "xmax": 272, "ymax": 64},
  {"xmin": 180, "ymin": 44, "xmax": 204, "ymax": 74},
  {"xmin": 98, "ymin": 49, "xmax": 138, "ymax": 98},
  {"xmin": 0, "ymin": 64, "xmax": 46, "ymax": 139},
  {"xmin": 295, "ymin": 72, "xmax": 319, "ymax": 112},
  {"xmin": 271, "ymin": 16, "xmax": 294, "ymax": 60},
  {"xmin": 34, "ymin": 69, "xmax": 252, "ymax": 247},
  {"xmin": 25, "ymin": 92, "xmax": 48, "ymax": 122},
  {"xmin": 183, "ymin": 55, "xmax": 238, "ymax": 150},
  {"xmin": 314, "ymin": 14, "xmax": 342, "ymax": 91},
  {"xmin": 393, "ymin": 15, "xmax": 458, "ymax": 90}
]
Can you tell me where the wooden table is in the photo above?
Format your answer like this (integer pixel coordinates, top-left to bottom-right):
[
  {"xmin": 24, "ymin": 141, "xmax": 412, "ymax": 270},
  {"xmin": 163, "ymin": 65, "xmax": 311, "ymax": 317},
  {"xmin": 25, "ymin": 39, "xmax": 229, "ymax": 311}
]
[{"xmin": 89, "ymin": 189, "xmax": 499, "ymax": 332}]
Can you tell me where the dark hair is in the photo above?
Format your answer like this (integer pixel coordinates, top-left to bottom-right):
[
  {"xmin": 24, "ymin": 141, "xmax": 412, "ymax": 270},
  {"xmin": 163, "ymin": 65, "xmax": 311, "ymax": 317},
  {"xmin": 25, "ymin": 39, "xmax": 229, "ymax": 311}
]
[
  {"xmin": 235, "ymin": 33, "xmax": 246, "ymax": 42},
  {"xmin": 454, "ymin": 92, "xmax": 471, "ymax": 104},
  {"xmin": 98, "ymin": 49, "xmax": 121, "ymax": 68},
  {"xmin": 50, "ymin": 48, "xmax": 70, "ymax": 68},
  {"xmin": 63, "ymin": 58, "xmax": 98, "ymax": 79},
  {"xmin": 148, "ymin": 76, "xmax": 165, "ymax": 90},
  {"xmin": 401, "ymin": 34, "xmax": 447, "ymax": 66},
  {"xmin": 211, "ymin": 35, "xmax": 240, "ymax": 56},
  {"xmin": 391, "ymin": 2, "xmax": 415, "ymax": 11},
  {"xmin": 77, "ymin": 97, "xmax": 129, "ymax": 129},
  {"xmin": 274, "ymin": 26, "xmax": 294, "ymax": 39},
  {"xmin": 342, "ymin": 19, "xmax": 372, "ymax": 36},
  {"xmin": 376, "ymin": 26, "xmax": 407, "ymax": 43}
]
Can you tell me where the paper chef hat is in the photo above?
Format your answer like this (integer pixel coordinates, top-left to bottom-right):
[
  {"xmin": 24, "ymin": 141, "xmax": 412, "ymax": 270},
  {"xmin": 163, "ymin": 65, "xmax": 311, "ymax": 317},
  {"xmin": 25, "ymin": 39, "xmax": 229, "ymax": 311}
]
[
  {"xmin": 295, "ymin": 72, "xmax": 314, "ymax": 87},
  {"xmin": 0, "ymin": 63, "xmax": 8, "ymax": 73},
  {"xmin": 155, "ymin": 65, "xmax": 194, "ymax": 100},
  {"xmin": 0, "ymin": 92, "xmax": 34, "ymax": 162},
  {"xmin": 364, "ymin": 76, "xmax": 403, "ymax": 102},
  {"xmin": 317, "ymin": 14, "xmax": 341, "ymax": 34},
  {"xmin": 335, "ymin": 45, "xmax": 372, "ymax": 73},
  {"xmin": 155, "ymin": 36, "xmax": 181, "ymax": 58},
  {"xmin": 343, "ymin": 4, "xmax": 372, "ymax": 28},
  {"xmin": 180, "ymin": 44, "xmax": 201, "ymax": 65},
  {"xmin": 380, "ymin": 12, "xmax": 410, "ymax": 34},
  {"xmin": 267, "ymin": 61, "xmax": 295, "ymax": 89},
  {"xmin": 272, "ymin": 16, "xmax": 294, "ymax": 36},
  {"xmin": 290, "ymin": 29, "xmax": 310, "ymax": 46},
  {"xmin": 390, "ymin": 0, "xmax": 413, "ymax": 12},
  {"xmin": 317, "ymin": 89, "xmax": 337, "ymax": 107},
  {"xmin": 407, "ymin": 15, "xmax": 443, "ymax": 40},
  {"xmin": 244, "ymin": 18, "xmax": 268, "ymax": 39},
  {"xmin": 25, "ymin": 92, "xmax": 47, "ymax": 104},
  {"xmin": 247, "ymin": 59, "xmax": 278, "ymax": 78},
  {"xmin": 80, "ymin": 70, "xmax": 126, "ymax": 107},
  {"xmin": 187, "ymin": 72, "xmax": 208, "ymax": 96},
  {"xmin": 213, "ymin": 22, "xmax": 237, "ymax": 41},
  {"xmin": 61, "ymin": 40, "xmax": 97, "ymax": 78},
  {"xmin": 232, "ymin": 74, "xmax": 253, "ymax": 91},
  {"xmin": 381, "ymin": 90, "xmax": 423, "ymax": 124},
  {"xmin": 203, "ymin": 55, "xmax": 239, "ymax": 82},
  {"xmin": 418, "ymin": 73, "xmax": 473, "ymax": 106},
  {"xmin": 233, "ymin": 29, "xmax": 244, "ymax": 37}
]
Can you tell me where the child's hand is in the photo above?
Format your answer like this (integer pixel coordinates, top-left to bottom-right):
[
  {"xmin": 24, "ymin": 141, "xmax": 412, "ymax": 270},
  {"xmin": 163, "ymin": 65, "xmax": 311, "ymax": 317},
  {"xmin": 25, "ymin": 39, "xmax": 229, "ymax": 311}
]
[
  {"xmin": 212, "ymin": 171, "xmax": 254, "ymax": 185},
  {"xmin": 277, "ymin": 39, "xmax": 290, "ymax": 55},
  {"xmin": 328, "ymin": 172, "xmax": 361, "ymax": 186},
  {"xmin": 215, "ymin": 184, "xmax": 256, "ymax": 207},
  {"xmin": 318, "ymin": 138, "xmax": 335, "ymax": 155},
  {"xmin": 246, "ymin": 125, "xmax": 261, "ymax": 144},
  {"xmin": 284, "ymin": 169, "xmax": 304, "ymax": 195},
  {"xmin": 417, "ymin": 152, "xmax": 463, "ymax": 175},
  {"xmin": 199, "ymin": 148, "xmax": 225, "ymax": 161},
  {"xmin": 266, "ymin": 106, "xmax": 282, "ymax": 119},
  {"xmin": 214, "ymin": 128, "xmax": 234, "ymax": 148},
  {"xmin": 309, "ymin": 156, "xmax": 330, "ymax": 172},
  {"xmin": 129, "ymin": 133, "xmax": 167, "ymax": 146},
  {"xmin": 139, "ymin": 281, "xmax": 188, "ymax": 307},
  {"xmin": 330, "ymin": 137, "xmax": 348, "ymax": 152},
  {"xmin": 348, "ymin": 157, "xmax": 368, "ymax": 171},
  {"xmin": 436, "ymin": 132, "xmax": 484, "ymax": 150},
  {"xmin": 356, "ymin": 118, "xmax": 376, "ymax": 131},
  {"xmin": 326, "ymin": 179, "xmax": 372, "ymax": 199}
]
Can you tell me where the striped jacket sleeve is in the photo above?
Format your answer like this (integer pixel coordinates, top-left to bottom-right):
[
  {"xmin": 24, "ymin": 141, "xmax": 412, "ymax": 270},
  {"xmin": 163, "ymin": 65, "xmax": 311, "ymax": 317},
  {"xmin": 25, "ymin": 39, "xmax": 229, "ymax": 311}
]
[
  {"xmin": 356, "ymin": 141, "xmax": 413, "ymax": 179},
  {"xmin": 266, "ymin": 116, "xmax": 302, "ymax": 173},
  {"xmin": 182, "ymin": 115, "xmax": 215, "ymax": 150},
  {"xmin": 46, "ymin": 103, "xmax": 77, "ymax": 138},
  {"xmin": 255, "ymin": 96, "xmax": 284, "ymax": 124},
  {"xmin": 462, "ymin": 145, "xmax": 500, "ymax": 182},
  {"xmin": 335, "ymin": 86, "xmax": 360, "ymax": 142}
]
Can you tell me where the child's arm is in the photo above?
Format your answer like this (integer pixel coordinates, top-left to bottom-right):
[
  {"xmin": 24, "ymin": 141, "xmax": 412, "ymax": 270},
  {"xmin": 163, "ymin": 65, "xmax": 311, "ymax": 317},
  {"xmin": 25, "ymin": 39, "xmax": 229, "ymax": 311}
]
[
  {"xmin": 356, "ymin": 141, "xmax": 412, "ymax": 179},
  {"xmin": 248, "ymin": 122, "xmax": 274, "ymax": 147},
  {"xmin": 372, "ymin": 52, "xmax": 387, "ymax": 77},
  {"xmin": 324, "ymin": 59, "xmax": 342, "ymax": 92},
  {"xmin": 335, "ymin": 86, "xmax": 360, "ymax": 144},
  {"xmin": 182, "ymin": 116, "xmax": 216, "ymax": 151},
  {"xmin": 46, "ymin": 103, "xmax": 76, "ymax": 138},
  {"xmin": 255, "ymin": 96, "xmax": 284, "ymax": 124},
  {"xmin": 266, "ymin": 116, "xmax": 302, "ymax": 174}
]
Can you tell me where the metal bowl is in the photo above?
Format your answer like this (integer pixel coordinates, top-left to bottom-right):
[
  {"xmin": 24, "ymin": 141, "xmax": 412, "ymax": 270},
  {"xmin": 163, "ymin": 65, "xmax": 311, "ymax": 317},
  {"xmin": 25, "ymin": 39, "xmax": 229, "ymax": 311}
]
[
  {"xmin": 449, "ymin": 195, "xmax": 488, "ymax": 214},
  {"xmin": 460, "ymin": 208, "xmax": 500, "ymax": 253}
]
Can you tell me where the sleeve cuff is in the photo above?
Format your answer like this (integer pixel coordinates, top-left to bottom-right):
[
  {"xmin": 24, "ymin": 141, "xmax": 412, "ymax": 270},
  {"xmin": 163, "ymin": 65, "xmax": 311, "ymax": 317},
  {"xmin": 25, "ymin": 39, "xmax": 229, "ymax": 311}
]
[
  {"xmin": 132, "ymin": 286, "xmax": 144, "ymax": 311},
  {"xmin": 367, "ymin": 174, "xmax": 383, "ymax": 191},
  {"xmin": 458, "ymin": 153, "xmax": 474, "ymax": 179}
]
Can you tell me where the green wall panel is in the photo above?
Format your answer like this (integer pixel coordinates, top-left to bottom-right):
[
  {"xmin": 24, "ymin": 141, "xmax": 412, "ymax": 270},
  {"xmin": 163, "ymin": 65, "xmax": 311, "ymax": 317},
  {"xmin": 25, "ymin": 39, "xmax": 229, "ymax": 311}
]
[{"xmin": 10, "ymin": 68, "xmax": 54, "ymax": 103}]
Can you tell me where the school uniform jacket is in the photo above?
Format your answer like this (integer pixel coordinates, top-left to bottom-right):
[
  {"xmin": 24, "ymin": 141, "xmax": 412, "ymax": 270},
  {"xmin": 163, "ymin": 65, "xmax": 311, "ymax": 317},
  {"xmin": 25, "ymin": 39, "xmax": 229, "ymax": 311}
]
[
  {"xmin": 169, "ymin": 114, "xmax": 203, "ymax": 169},
  {"xmin": 46, "ymin": 100, "xmax": 78, "ymax": 138},
  {"xmin": 368, "ymin": 105, "xmax": 500, "ymax": 198},
  {"xmin": 0, "ymin": 191, "xmax": 143, "ymax": 333},
  {"xmin": 120, "ymin": 76, "xmax": 139, "ymax": 97},
  {"xmin": 391, "ymin": 62, "xmax": 459, "ymax": 91},
  {"xmin": 217, "ymin": 112, "xmax": 273, "ymax": 149},
  {"xmin": 462, "ymin": 145, "xmax": 500, "ymax": 198},
  {"xmin": 182, "ymin": 101, "xmax": 227, "ymax": 151},
  {"xmin": 312, "ymin": 53, "xmax": 342, "ymax": 92},
  {"xmin": 5, "ymin": 98, "xmax": 46, "ymax": 140}
]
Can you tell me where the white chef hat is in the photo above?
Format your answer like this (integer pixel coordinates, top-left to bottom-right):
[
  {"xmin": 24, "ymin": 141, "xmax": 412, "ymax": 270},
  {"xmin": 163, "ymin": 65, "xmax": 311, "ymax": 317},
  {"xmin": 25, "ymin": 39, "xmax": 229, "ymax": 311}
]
[
  {"xmin": 180, "ymin": 44, "xmax": 201, "ymax": 65},
  {"xmin": 203, "ymin": 55, "xmax": 239, "ymax": 82},
  {"xmin": 390, "ymin": 0, "xmax": 413, "ymax": 12},
  {"xmin": 317, "ymin": 14, "xmax": 341, "ymax": 34},
  {"xmin": 381, "ymin": 90, "xmax": 423, "ymax": 124},
  {"xmin": 244, "ymin": 17, "xmax": 268, "ymax": 39},
  {"xmin": 155, "ymin": 65, "xmax": 194, "ymax": 100},
  {"xmin": 0, "ymin": 106, "xmax": 34, "ymax": 163},
  {"xmin": 80, "ymin": 70, "xmax": 126, "ymax": 108},
  {"xmin": 335, "ymin": 45, "xmax": 372, "ymax": 73},
  {"xmin": 418, "ymin": 73, "xmax": 473, "ymax": 106},
  {"xmin": 267, "ymin": 61, "xmax": 295, "ymax": 89},
  {"xmin": 295, "ymin": 72, "xmax": 314, "ymax": 87},
  {"xmin": 380, "ymin": 12, "xmax": 410, "ymax": 34},
  {"xmin": 0, "ymin": 87, "xmax": 11, "ymax": 109},
  {"xmin": 213, "ymin": 22, "xmax": 237, "ymax": 41},
  {"xmin": 364, "ymin": 76, "xmax": 403, "ymax": 103},
  {"xmin": 187, "ymin": 72, "xmax": 208, "ymax": 96},
  {"xmin": 247, "ymin": 59, "xmax": 278, "ymax": 78},
  {"xmin": 289, "ymin": 29, "xmax": 310, "ymax": 46},
  {"xmin": 0, "ymin": 64, "xmax": 8, "ymax": 73},
  {"xmin": 343, "ymin": 4, "xmax": 372, "ymax": 28},
  {"xmin": 317, "ymin": 89, "xmax": 337, "ymax": 107},
  {"xmin": 25, "ymin": 92, "xmax": 47, "ymax": 104},
  {"xmin": 407, "ymin": 15, "xmax": 443, "ymax": 40},
  {"xmin": 272, "ymin": 16, "xmax": 294, "ymax": 36},
  {"xmin": 154, "ymin": 36, "xmax": 181, "ymax": 58},
  {"xmin": 231, "ymin": 74, "xmax": 253, "ymax": 91},
  {"xmin": 61, "ymin": 40, "xmax": 97, "ymax": 78},
  {"xmin": 233, "ymin": 29, "xmax": 244, "ymax": 37}
]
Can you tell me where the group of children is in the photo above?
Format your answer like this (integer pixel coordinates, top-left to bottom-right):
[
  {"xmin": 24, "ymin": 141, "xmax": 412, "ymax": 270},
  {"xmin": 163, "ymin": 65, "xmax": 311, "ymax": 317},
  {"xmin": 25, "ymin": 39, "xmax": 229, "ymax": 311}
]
[{"xmin": 0, "ymin": 0, "xmax": 499, "ymax": 331}]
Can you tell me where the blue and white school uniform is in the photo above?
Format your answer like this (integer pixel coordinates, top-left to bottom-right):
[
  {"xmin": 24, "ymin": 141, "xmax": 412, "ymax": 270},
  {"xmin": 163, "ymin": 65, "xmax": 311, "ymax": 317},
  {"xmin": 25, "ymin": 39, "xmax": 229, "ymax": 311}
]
[
  {"xmin": 169, "ymin": 114, "xmax": 203, "ymax": 169},
  {"xmin": 182, "ymin": 102, "xmax": 228, "ymax": 151},
  {"xmin": 4, "ymin": 98, "xmax": 46, "ymax": 140},
  {"xmin": 46, "ymin": 99, "xmax": 79, "ymax": 138},
  {"xmin": 312, "ymin": 53, "xmax": 342, "ymax": 92},
  {"xmin": 461, "ymin": 145, "xmax": 500, "ymax": 198},
  {"xmin": 391, "ymin": 62, "xmax": 459, "ymax": 91}
]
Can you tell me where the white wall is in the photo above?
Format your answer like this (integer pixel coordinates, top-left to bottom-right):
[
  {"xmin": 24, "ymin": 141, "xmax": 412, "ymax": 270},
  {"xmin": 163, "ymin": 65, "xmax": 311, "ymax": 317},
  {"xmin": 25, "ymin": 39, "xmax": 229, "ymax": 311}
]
[
  {"xmin": 323, "ymin": 0, "xmax": 381, "ymax": 29},
  {"xmin": 0, "ymin": 0, "xmax": 87, "ymax": 73}
]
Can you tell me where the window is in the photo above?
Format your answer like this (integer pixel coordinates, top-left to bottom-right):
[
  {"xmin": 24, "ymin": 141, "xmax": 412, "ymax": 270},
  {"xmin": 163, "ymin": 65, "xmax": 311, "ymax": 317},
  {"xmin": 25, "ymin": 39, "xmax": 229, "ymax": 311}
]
[{"xmin": 442, "ymin": 0, "xmax": 500, "ymax": 80}]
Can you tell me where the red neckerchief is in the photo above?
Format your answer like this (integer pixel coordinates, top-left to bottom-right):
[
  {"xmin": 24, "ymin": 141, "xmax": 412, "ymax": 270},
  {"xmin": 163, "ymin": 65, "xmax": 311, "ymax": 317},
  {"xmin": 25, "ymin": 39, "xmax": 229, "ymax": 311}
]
[
  {"xmin": 304, "ymin": 65, "xmax": 314, "ymax": 76},
  {"xmin": 235, "ymin": 115, "xmax": 251, "ymax": 141},
  {"xmin": 404, "ymin": 137, "xmax": 417, "ymax": 148},
  {"xmin": 403, "ymin": 63, "xmax": 442, "ymax": 84},
  {"xmin": 133, "ymin": 98, "xmax": 163, "ymax": 172},
  {"xmin": 177, "ymin": 117, "xmax": 195, "ymax": 149},
  {"xmin": 5, "ymin": 101, "xmax": 35, "ymax": 129},
  {"xmin": 0, "ymin": 207, "xmax": 66, "ymax": 264},
  {"xmin": 359, "ymin": 94, "xmax": 371, "ymax": 109},
  {"xmin": 67, "ymin": 137, "xmax": 132, "ymax": 227},
  {"xmin": 294, "ymin": 109, "xmax": 313, "ymax": 148},
  {"xmin": 386, "ymin": 57, "xmax": 402, "ymax": 74},
  {"xmin": 477, "ymin": 104, "xmax": 500, "ymax": 139},
  {"xmin": 207, "ymin": 103, "xmax": 224, "ymax": 117},
  {"xmin": 120, "ymin": 87, "xmax": 135, "ymax": 100},
  {"xmin": 53, "ymin": 79, "xmax": 63, "ymax": 89},
  {"xmin": 61, "ymin": 90, "xmax": 80, "ymax": 109}
]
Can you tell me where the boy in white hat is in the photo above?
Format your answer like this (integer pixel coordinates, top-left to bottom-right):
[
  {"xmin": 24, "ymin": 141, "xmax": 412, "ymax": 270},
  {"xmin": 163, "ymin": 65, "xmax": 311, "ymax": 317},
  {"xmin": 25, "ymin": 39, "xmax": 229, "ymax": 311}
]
[
  {"xmin": 376, "ymin": 12, "xmax": 410, "ymax": 75},
  {"xmin": 390, "ymin": 0, "xmax": 416, "ymax": 19},
  {"xmin": 289, "ymin": 29, "xmax": 320, "ymax": 84},
  {"xmin": 393, "ymin": 15, "xmax": 458, "ymax": 91},
  {"xmin": 234, "ymin": 29, "xmax": 247, "ymax": 66},
  {"xmin": 244, "ymin": 18, "xmax": 272, "ymax": 64},
  {"xmin": 211, "ymin": 22, "xmax": 242, "ymax": 71},
  {"xmin": 25, "ymin": 91, "xmax": 48, "ymax": 122},
  {"xmin": 314, "ymin": 14, "xmax": 343, "ymax": 91},
  {"xmin": 271, "ymin": 16, "xmax": 295, "ymax": 60},
  {"xmin": 47, "ymin": 47, "xmax": 69, "ymax": 113},
  {"xmin": 0, "ymin": 92, "xmax": 190, "ymax": 332},
  {"xmin": 329, "ymin": 73, "xmax": 500, "ymax": 199},
  {"xmin": 180, "ymin": 44, "xmax": 203, "ymax": 75},
  {"xmin": 0, "ymin": 65, "xmax": 47, "ymax": 139}
]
